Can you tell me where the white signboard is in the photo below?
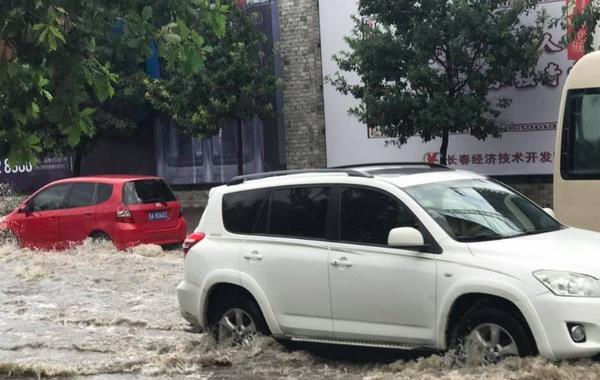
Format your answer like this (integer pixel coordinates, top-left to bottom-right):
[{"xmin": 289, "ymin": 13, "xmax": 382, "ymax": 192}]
[{"xmin": 320, "ymin": 0, "xmax": 571, "ymax": 175}]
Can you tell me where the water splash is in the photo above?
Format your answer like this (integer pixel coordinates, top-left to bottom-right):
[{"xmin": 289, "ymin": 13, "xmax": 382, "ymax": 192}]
[
  {"xmin": 2, "ymin": 240, "xmax": 600, "ymax": 379},
  {"xmin": 0, "ymin": 183, "xmax": 24, "ymax": 216}
]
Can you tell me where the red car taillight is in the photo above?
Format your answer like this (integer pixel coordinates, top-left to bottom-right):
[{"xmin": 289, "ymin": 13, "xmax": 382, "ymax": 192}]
[
  {"xmin": 183, "ymin": 232, "xmax": 205, "ymax": 256},
  {"xmin": 116, "ymin": 204, "xmax": 134, "ymax": 223}
]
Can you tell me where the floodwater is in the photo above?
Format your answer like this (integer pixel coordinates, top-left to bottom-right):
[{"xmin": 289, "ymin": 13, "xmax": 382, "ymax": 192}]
[{"xmin": 2, "ymin": 241, "xmax": 600, "ymax": 380}]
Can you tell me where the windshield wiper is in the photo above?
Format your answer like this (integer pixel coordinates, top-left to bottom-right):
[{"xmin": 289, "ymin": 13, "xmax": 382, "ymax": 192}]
[
  {"xmin": 458, "ymin": 227, "xmax": 562, "ymax": 242},
  {"xmin": 432, "ymin": 208, "xmax": 516, "ymax": 225},
  {"xmin": 455, "ymin": 234, "xmax": 505, "ymax": 242},
  {"xmin": 519, "ymin": 227, "xmax": 563, "ymax": 237}
]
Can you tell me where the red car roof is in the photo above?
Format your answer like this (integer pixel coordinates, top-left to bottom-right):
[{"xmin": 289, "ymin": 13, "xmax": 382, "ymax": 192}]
[{"xmin": 51, "ymin": 174, "xmax": 161, "ymax": 184}]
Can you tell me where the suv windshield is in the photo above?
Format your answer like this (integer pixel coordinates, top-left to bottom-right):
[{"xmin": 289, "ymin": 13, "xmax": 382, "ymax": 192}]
[
  {"xmin": 123, "ymin": 179, "xmax": 176, "ymax": 205},
  {"xmin": 404, "ymin": 178, "xmax": 562, "ymax": 242}
]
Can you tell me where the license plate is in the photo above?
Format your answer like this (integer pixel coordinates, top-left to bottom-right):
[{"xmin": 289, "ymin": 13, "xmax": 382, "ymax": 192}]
[{"xmin": 148, "ymin": 211, "xmax": 169, "ymax": 221}]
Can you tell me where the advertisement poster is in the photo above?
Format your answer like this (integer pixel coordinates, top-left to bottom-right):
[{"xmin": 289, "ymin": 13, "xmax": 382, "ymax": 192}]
[
  {"xmin": 0, "ymin": 157, "xmax": 72, "ymax": 193},
  {"xmin": 155, "ymin": 0, "xmax": 285, "ymax": 185},
  {"xmin": 320, "ymin": 0, "xmax": 573, "ymax": 175},
  {"xmin": 567, "ymin": 0, "xmax": 589, "ymax": 60}
]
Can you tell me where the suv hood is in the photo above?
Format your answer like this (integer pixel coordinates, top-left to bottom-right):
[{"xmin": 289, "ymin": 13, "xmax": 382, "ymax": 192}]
[{"xmin": 467, "ymin": 227, "xmax": 600, "ymax": 275}]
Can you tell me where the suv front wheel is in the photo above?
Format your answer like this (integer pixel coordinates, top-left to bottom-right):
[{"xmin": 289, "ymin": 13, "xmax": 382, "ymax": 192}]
[
  {"xmin": 209, "ymin": 295, "xmax": 269, "ymax": 344},
  {"xmin": 450, "ymin": 306, "xmax": 536, "ymax": 363}
]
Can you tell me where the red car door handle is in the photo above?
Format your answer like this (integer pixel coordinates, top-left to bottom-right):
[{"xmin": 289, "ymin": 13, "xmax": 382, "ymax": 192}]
[{"xmin": 85, "ymin": 213, "xmax": 93, "ymax": 217}]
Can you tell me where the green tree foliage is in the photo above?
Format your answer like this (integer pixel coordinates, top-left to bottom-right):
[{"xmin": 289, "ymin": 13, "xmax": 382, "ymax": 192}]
[
  {"xmin": 0, "ymin": 0, "xmax": 228, "ymax": 167},
  {"xmin": 144, "ymin": 4, "xmax": 278, "ymax": 175},
  {"xmin": 330, "ymin": 0, "xmax": 547, "ymax": 164}
]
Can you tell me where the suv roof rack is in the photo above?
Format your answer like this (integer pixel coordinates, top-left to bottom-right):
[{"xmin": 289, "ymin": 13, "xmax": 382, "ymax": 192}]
[
  {"xmin": 227, "ymin": 169, "xmax": 374, "ymax": 186},
  {"xmin": 333, "ymin": 162, "xmax": 451, "ymax": 170}
]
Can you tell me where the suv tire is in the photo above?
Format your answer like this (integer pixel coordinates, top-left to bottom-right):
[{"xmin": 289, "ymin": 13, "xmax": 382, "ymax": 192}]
[
  {"xmin": 450, "ymin": 306, "xmax": 536, "ymax": 362},
  {"xmin": 209, "ymin": 294, "xmax": 269, "ymax": 344}
]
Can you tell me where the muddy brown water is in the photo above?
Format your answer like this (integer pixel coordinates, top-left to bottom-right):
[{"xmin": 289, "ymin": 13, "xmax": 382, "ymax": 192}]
[{"xmin": 2, "ymin": 241, "xmax": 600, "ymax": 379}]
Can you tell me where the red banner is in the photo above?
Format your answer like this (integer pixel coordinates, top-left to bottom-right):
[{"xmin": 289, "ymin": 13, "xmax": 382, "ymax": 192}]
[{"xmin": 567, "ymin": 0, "xmax": 590, "ymax": 60}]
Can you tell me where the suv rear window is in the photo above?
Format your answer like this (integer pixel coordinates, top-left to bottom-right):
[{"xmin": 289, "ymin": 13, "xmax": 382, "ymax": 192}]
[
  {"xmin": 222, "ymin": 189, "xmax": 268, "ymax": 234},
  {"xmin": 122, "ymin": 179, "xmax": 176, "ymax": 205}
]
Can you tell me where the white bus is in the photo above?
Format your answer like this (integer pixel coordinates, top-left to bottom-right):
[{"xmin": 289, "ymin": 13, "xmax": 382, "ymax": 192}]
[{"xmin": 554, "ymin": 51, "xmax": 600, "ymax": 231}]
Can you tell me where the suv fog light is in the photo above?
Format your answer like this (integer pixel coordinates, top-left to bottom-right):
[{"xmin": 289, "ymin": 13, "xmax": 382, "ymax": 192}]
[{"xmin": 568, "ymin": 324, "xmax": 586, "ymax": 343}]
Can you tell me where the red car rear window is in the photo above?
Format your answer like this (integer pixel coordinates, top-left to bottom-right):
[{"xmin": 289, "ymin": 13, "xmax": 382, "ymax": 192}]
[{"xmin": 122, "ymin": 179, "xmax": 176, "ymax": 205}]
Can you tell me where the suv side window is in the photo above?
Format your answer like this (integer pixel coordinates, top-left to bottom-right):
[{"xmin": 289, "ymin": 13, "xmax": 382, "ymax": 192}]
[
  {"xmin": 67, "ymin": 183, "xmax": 96, "ymax": 208},
  {"xmin": 340, "ymin": 187, "xmax": 417, "ymax": 246},
  {"xmin": 30, "ymin": 184, "xmax": 72, "ymax": 212},
  {"xmin": 268, "ymin": 187, "xmax": 330, "ymax": 240},
  {"xmin": 222, "ymin": 189, "xmax": 268, "ymax": 234}
]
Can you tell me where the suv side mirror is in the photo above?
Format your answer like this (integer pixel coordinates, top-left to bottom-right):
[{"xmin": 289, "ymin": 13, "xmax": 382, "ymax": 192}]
[
  {"xmin": 543, "ymin": 208, "xmax": 555, "ymax": 218},
  {"xmin": 388, "ymin": 227, "xmax": 425, "ymax": 248}
]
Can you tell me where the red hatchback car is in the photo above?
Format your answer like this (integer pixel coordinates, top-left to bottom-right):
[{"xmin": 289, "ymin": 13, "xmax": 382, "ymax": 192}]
[{"xmin": 1, "ymin": 175, "xmax": 187, "ymax": 250}]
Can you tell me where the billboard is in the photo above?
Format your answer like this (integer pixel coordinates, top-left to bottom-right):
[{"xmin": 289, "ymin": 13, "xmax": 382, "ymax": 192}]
[
  {"xmin": 0, "ymin": 157, "xmax": 72, "ymax": 193},
  {"xmin": 320, "ymin": 0, "xmax": 573, "ymax": 175},
  {"xmin": 155, "ymin": 0, "xmax": 285, "ymax": 185}
]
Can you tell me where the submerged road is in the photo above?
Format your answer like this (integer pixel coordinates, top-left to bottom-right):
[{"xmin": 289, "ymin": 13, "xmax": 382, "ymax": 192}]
[{"xmin": 1, "ymin": 241, "xmax": 600, "ymax": 379}]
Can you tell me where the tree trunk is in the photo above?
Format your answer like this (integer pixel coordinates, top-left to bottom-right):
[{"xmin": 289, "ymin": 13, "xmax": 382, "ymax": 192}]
[
  {"xmin": 0, "ymin": 40, "xmax": 16, "ymax": 63},
  {"xmin": 236, "ymin": 118, "xmax": 244, "ymax": 176},
  {"xmin": 439, "ymin": 127, "xmax": 449, "ymax": 166},
  {"xmin": 73, "ymin": 147, "xmax": 82, "ymax": 177}
]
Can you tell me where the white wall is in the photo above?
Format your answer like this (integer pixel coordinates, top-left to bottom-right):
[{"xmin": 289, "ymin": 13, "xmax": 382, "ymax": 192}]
[{"xmin": 320, "ymin": 0, "xmax": 571, "ymax": 175}]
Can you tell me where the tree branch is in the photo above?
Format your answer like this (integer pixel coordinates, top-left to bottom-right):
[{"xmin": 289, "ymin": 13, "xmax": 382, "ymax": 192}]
[{"xmin": 455, "ymin": 43, "xmax": 482, "ymax": 95}]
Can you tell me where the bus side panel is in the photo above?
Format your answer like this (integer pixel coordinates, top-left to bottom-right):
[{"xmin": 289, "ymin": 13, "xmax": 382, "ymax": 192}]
[
  {"xmin": 554, "ymin": 178, "xmax": 600, "ymax": 231},
  {"xmin": 554, "ymin": 51, "xmax": 600, "ymax": 232}
]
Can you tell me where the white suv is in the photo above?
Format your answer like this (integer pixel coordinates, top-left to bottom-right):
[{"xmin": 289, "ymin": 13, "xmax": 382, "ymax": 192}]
[{"xmin": 178, "ymin": 164, "xmax": 600, "ymax": 361}]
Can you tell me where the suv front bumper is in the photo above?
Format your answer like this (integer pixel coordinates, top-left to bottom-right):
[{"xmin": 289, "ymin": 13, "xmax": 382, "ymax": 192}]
[{"xmin": 532, "ymin": 292, "xmax": 600, "ymax": 360}]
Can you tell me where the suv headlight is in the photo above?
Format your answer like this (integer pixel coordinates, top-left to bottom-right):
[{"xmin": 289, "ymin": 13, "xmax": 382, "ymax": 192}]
[{"xmin": 534, "ymin": 270, "xmax": 600, "ymax": 297}]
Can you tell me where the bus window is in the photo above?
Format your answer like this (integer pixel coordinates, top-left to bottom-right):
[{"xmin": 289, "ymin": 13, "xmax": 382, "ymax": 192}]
[{"xmin": 561, "ymin": 89, "xmax": 600, "ymax": 179}]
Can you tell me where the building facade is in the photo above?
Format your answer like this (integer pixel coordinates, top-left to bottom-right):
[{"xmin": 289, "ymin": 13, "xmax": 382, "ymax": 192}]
[{"xmin": 1, "ymin": 0, "xmax": 559, "ymax": 206}]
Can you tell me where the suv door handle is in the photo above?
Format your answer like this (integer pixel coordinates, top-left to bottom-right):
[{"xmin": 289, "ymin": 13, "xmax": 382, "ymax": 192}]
[
  {"xmin": 243, "ymin": 250, "xmax": 263, "ymax": 261},
  {"xmin": 331, "ymin": 257, "xmax": 352, "ymax": 268}
]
